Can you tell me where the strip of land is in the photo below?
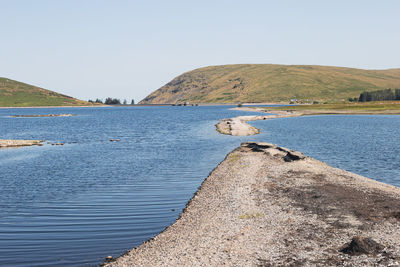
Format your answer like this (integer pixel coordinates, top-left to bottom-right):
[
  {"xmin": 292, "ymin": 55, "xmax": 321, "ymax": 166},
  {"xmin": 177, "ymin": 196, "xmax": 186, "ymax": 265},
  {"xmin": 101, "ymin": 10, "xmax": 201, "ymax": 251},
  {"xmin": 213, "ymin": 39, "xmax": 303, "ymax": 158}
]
[
  {"xmin": 216, "ymin": 109, "xmax": 301, "ymax": 136},
  {"xmin": 0, "ymin": 139, "xmax": 44, "ymax": 148},
  {"xmin": 105, "ymin": 142, "xmax": 400, "ymax": 266},
  {"xmin": 216, "ymin": 102, "xmax": 400, "ymax": 136},
  {"xmin": 11, "ymin": 114, "xmax": 76, "ymax": 118}
]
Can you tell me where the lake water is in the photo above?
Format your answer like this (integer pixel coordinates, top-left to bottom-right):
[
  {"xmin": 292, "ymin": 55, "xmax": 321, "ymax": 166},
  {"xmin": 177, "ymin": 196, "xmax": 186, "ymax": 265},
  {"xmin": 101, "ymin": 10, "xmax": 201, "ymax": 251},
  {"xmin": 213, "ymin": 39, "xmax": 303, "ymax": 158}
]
[{"xmin": 0, "ymin": 106, "xmax": 399, "ymax": 266}]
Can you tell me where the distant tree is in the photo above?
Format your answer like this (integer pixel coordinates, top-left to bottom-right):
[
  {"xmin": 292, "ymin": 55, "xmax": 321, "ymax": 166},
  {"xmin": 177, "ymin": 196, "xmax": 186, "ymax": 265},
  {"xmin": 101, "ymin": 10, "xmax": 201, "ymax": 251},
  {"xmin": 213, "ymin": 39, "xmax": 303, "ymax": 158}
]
[
  {"xmin": 131, "ymin": 99, "xmax": 135, "ymax": 105},
  {"xmin": 395, "ymin": 89, "xmax": 400, "ymax": 100},
  {"xmin": 359, "ymin": 88, "xmax": 398, "ymax": 102},
  {"xmin": 367, "ymin": 91, "xmax": 374, "ymax": 101},
  {"xmin": 123, "ymin": 99, "xmax": 127, "ymax": 105},
  {"xmin": 95, "ymin": 98, "xmax": 103, "ymax": 104},
  {"xmin": 359, "ymin": 92, "xmax": 367, "ymax": 102},
  {"xmin": 88, "ymin": 99, "xmax": 94, "ymax": 103},
  {"xmin": 105, "ymin": 97, "xmax": 121, "ymax": 105}
]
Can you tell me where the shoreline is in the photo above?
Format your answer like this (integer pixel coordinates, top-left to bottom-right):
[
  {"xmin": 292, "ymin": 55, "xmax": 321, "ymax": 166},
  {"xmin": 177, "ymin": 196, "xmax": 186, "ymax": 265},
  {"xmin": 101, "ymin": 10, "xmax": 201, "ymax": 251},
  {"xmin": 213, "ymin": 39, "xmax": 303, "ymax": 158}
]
[
  {"xmin": 0, "ymin": 105, "xmax": 106, "ymax": 109},
  {"xmin": 105, "ymin": 142, "xmax": 400, "ymax": 266},
  {"xmin": 0, "ymin": 103, "xmax": 285, "ymax": 108}
]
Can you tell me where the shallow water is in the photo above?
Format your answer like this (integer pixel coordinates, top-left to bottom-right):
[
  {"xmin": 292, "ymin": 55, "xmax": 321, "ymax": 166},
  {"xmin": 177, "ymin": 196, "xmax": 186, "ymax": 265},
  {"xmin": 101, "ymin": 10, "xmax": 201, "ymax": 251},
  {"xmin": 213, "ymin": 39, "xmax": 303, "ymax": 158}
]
[
  {"xmin": 251, "ymin": 114, "xmax": 400, "ymax": 185},
  {"xmin": 0, "ymin": 106, "xmax": 399, "ymax": 266}
]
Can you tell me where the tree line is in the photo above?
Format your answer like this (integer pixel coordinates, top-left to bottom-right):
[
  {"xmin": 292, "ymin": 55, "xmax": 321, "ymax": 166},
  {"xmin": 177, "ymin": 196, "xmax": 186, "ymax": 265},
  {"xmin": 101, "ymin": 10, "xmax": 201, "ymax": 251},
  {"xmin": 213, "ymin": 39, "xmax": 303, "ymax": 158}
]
[
  {"xmin": 357, "ymin": 88, "xmax": 400, "ymax": 102},
  {"xmin": 88, "ymin": 98, "xmax": 135, "ymax": 105}
]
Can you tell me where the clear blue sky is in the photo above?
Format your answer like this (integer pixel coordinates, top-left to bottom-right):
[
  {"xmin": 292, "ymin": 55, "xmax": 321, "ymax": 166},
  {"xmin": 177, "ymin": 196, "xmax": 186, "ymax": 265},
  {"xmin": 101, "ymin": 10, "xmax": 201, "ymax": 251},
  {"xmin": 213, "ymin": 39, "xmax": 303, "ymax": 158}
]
[{"xmin": 1, "ymin": 0, "xmax": 399, "ymax": 102}]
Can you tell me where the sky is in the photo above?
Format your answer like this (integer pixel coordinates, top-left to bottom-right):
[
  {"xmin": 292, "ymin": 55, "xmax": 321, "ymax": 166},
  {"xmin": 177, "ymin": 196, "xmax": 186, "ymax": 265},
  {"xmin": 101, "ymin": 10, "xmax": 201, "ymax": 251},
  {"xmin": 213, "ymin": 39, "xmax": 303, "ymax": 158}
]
[{"xmin": 0, "ymin": 0, "xmax": 399, "ymax": 102}]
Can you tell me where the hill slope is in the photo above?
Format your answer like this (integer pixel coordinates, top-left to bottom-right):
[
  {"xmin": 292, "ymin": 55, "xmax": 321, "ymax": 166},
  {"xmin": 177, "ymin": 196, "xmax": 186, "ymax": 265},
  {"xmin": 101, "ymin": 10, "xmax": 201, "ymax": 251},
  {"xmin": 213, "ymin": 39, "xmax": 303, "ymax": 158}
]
[
  {"xmin": 0, "ymin": 77, "xmax": 89, "ymax": 107},
  {"xmin": 140, "ymin": 64, "xmax": 400, "ymax": 104}
]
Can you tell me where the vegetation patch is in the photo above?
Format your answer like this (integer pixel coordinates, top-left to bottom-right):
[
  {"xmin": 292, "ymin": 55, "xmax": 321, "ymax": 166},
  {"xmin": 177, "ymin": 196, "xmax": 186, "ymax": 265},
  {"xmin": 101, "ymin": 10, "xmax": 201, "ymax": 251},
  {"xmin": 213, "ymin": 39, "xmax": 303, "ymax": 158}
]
[
  {"xmin": 229, "ymin": 154, "xmax": 242, "ymax": 163},
  {"xmin": 139, "ymin": 64, "xmax": 400, "ymax": 104},
  {"xmin": 239, "ymin": 212, "xmax": 264, "ymax": 219},
  {"xmin": 0, "ymin": 77, "xmax": 91, "ymax": 107}
]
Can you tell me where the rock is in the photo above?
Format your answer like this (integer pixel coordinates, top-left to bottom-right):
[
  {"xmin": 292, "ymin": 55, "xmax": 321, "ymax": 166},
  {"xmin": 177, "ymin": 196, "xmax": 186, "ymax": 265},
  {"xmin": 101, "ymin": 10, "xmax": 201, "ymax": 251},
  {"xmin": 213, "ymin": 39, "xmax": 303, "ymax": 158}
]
[
  {"xmin": 116, "ymin": 139, "xmax": 120, "ymax": 142},
  {"xmin": 110, "ymin": 139, "xmax": 114, "ymax": 142},
  {"xmin": 105, "ymin": 256, "xmax": 113, "ymax": 262},
  {"xmin": 340, "ymin": 236, "xmax": 384, "ymax": 255},
  {"xmin": 244, "ymin": 142, "xmax": 274, "ymax": 151},
  {"xmin": 283, "ymin": 151, "xmax": 305, "ymax": 162}
]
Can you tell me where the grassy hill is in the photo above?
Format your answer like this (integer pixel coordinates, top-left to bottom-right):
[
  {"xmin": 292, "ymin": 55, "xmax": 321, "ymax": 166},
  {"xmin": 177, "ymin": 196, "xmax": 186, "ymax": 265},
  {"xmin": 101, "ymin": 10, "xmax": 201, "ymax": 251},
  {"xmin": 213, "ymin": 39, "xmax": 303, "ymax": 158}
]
[
  {"xmin": 139, "ymin": 64, "xmax": 400, "ymax": 104},
  {"xmin": 0, "ymin": 77, "xmax": 90, "ymax": 107}
]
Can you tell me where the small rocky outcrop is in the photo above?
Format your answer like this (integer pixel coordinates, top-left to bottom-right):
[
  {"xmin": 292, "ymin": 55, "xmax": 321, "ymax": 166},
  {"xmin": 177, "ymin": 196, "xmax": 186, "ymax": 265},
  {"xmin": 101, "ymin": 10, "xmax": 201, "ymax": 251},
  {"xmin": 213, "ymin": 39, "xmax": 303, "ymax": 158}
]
[
  {"xmin": 243, "ymin": 142, "xmax": 306, "ymax": 162},
  {"xmin": 340, "ymin": 237, "xmax": 384, "ymax": 256}
]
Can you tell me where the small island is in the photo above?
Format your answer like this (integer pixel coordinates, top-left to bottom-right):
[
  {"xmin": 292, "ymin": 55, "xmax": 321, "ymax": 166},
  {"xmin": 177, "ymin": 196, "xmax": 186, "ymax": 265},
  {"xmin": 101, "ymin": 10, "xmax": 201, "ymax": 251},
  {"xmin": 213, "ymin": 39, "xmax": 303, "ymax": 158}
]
[
  {"xmin": 11, "ymin": 114, "xmax": 76, "ymax": 118},
  {"xmin": 0, "ymin": 139, "xmax": 44, "ymax": 148}
]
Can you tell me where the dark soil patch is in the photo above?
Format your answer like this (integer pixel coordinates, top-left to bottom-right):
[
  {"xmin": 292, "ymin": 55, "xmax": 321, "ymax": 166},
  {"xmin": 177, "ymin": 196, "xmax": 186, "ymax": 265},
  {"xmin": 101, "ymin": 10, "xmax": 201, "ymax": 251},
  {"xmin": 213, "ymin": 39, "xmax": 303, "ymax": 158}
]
[
  {"xmin": 278, "ymin": 171, "xmax": 400, "ymax": 229},
  {"xmin": 340, "ymin": 236, "xmax": 384, "ymax": 255}
]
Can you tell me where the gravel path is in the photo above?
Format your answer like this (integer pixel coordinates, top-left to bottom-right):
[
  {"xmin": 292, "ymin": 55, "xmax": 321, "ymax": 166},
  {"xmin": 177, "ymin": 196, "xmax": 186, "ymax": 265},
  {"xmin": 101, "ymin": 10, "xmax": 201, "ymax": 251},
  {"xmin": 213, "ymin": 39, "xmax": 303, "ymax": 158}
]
[{"xmin": 105, "ymin": 142, "xmax": 400, "ymax": 266}]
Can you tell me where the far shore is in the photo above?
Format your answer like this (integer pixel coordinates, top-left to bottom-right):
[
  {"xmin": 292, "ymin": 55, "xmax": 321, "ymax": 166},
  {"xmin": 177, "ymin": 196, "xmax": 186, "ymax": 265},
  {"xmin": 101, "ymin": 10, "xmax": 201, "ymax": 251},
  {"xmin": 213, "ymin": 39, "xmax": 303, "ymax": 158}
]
[{"xmin": 0, "ymin": 105, "xmax": 106, "ymax": 109}]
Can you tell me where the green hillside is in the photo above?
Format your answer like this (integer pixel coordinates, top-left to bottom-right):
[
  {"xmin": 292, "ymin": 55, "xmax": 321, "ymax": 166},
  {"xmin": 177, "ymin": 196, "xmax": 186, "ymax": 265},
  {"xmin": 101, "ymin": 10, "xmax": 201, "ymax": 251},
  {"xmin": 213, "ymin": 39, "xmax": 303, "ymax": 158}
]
[
  {"xmin": 0, "ymin": 77, "xmax": 90, "ymax": 107},
  {"xmin": 139, "ymin": 64, "xmax": 400, "ymax": 104}
]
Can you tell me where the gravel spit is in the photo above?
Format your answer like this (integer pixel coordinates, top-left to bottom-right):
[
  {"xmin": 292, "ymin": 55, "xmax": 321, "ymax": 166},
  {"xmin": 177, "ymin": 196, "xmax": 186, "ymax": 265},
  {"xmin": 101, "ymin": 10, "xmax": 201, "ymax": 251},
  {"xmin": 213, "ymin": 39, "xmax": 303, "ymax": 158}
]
[{"xmin": 105, "ymin": 142, "xmax": 400, "ymax": 266}]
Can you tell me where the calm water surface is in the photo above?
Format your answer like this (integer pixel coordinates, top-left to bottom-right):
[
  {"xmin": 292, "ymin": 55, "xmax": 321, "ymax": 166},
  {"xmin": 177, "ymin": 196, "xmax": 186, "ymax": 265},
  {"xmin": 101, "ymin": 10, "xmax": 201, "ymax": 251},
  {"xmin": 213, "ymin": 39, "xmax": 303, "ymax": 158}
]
[{"xmin": 0, "ymin": 106, "xmax": 399, "ymax": 266}]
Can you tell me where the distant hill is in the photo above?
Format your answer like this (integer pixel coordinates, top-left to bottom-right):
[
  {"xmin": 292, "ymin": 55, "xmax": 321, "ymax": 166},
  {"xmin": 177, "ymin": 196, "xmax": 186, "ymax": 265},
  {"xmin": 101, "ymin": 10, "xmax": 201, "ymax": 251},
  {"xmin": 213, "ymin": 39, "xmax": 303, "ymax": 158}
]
[
  {"xmin": 139, "ymin": 64, "xmax": 400, "ymax": 104},
  {"xmin": 0, "ymin": 77, "xmax": 90, "ymax": 107}
]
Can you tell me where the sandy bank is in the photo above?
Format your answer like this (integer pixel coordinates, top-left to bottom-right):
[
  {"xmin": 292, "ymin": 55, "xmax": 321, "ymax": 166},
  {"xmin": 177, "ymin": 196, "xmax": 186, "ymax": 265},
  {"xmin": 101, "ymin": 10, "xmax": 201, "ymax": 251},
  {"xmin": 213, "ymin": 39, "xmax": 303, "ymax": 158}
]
[
  {"xmin": 0, "ymin": 139, "xmax": 44, "ymax": 148},
  {"xmin": 216, "ymin": 106, "xmax": 400, "ymax": 136},
  {"xmin": 105, "ymin": 142, "xmax": 400, "ymax": 266},
  {"xmin": 11, "ymin": 114, "xmax": 76, "ymax": 118},
  {"xmin": 216, "ymin": 108, "xmax": 301, "ymax": 136}
]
